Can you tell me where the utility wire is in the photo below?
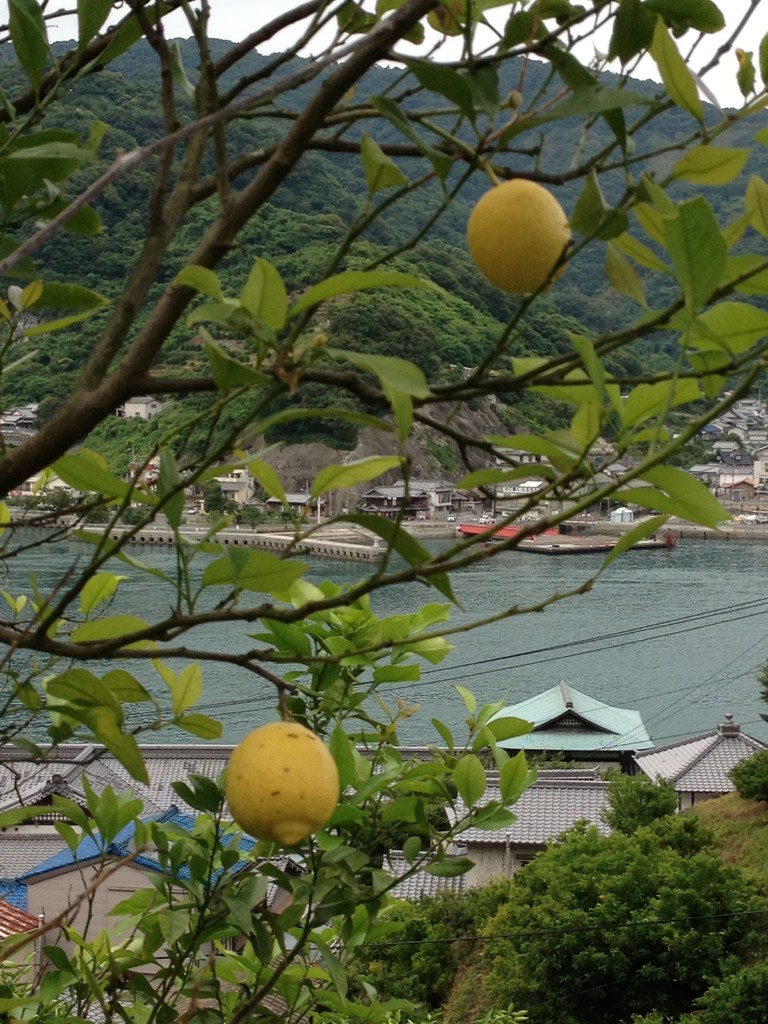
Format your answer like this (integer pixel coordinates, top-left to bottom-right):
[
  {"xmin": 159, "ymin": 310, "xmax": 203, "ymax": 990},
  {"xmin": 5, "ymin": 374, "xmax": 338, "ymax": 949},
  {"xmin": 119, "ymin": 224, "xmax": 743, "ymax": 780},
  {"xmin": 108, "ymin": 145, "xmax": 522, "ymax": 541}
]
[{"xmin": 362, "ymin": 907, "xmax": 768, "ymax": 947}]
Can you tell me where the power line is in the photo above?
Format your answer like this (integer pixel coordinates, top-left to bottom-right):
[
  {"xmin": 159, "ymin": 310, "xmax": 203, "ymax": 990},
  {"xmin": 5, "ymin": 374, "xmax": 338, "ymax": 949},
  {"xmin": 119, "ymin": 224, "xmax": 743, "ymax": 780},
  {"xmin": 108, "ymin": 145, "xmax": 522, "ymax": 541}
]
[{"xmin": 363, "ymin": 908, "xmax": 768, "ymax": 948}]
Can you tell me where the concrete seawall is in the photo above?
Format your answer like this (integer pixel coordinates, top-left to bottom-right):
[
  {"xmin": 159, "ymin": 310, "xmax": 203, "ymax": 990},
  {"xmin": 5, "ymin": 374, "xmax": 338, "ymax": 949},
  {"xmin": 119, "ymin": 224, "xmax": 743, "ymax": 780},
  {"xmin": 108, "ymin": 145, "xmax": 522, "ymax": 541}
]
[{"xmin": 97, "ymin": 524, "xmax": 384, "ymax": 562}]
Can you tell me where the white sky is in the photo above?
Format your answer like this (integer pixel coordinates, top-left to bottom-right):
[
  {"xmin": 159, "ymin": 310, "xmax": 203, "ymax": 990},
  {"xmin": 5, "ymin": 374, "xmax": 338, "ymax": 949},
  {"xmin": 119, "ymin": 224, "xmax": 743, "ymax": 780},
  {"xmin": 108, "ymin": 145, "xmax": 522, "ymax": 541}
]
[{"xmin": 0, "ymin": 0, "xmax": 762, "ymax": 108}]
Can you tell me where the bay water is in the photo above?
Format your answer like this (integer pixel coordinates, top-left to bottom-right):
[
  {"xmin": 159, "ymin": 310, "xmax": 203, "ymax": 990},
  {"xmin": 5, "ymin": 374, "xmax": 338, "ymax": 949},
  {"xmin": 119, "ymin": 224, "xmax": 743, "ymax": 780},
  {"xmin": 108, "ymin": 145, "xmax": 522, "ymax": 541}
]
[{"xmin": 5, "ymin": 534, "xmax": 768, "ymax": 749}]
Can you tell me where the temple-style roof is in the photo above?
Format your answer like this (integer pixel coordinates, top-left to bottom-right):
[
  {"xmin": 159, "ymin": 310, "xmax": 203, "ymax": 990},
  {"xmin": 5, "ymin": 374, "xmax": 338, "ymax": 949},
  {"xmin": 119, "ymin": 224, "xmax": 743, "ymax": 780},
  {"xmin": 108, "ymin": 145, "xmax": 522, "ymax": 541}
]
[
  {"xmin": 492, "ymin": 682, "xmax": 653, "ymax": 754},
  {"xmin": 633, "ymin": 714, "xmax": 766, "ymax": 794}
]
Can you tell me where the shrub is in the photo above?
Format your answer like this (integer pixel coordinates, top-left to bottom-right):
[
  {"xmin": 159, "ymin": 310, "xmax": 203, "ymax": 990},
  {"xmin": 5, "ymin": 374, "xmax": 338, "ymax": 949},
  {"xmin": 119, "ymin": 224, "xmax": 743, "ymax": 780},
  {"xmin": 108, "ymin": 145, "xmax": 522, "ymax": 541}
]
[{"xmin": 730, "ymin": 750, "xmax": 768, "ymax": 802}]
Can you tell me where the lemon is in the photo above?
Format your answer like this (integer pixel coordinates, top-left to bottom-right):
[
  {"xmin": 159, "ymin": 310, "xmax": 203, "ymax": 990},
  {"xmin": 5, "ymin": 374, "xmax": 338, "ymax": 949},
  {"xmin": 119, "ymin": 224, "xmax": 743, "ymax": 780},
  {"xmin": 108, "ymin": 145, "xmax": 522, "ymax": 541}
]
[
  {"xmin": 466, "ymin": 178, "xmax": 571, "ymax": 293},
  {"xmin": 226, "ymin": 720, "xmax": 340, "ymax": 845}
]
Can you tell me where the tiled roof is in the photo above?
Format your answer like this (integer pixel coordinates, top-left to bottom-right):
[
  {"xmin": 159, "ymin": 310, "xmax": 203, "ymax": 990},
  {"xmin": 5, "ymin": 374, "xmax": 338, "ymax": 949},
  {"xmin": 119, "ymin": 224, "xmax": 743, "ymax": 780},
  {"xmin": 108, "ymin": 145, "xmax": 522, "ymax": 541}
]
[
  {"xmin": 0, "ymin": 744, "xmax": 235, "ymax": 817},
  {"xmin": 452, "ymin": 770, "xmax": 611, "ymax": 845},
  {"xmin": 492, "ymin": 682, "xmax": 653, "ymax": 751},
  {"xmin": 384, "ymin": 854, "xmax": 466, "ymax": 900},
  {"xmin": 0, "ymin": 898, "xmax": 37, "ymax": 938},
  {"xmin": 0, "ymin": 831, "xmax": 70, "ymax": 878},
  {"xmin": 634, "ymin": 716, "xmax": 766, "ymax": 794}
]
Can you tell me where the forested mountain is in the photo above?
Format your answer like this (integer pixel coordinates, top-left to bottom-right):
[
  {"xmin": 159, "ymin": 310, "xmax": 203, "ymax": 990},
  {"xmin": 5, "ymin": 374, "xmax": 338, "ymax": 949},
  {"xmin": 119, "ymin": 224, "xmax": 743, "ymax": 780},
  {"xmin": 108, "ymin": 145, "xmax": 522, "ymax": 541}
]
[{"xmin": 5, "ymin": 38, "xmax": 768, "ymax": 469}]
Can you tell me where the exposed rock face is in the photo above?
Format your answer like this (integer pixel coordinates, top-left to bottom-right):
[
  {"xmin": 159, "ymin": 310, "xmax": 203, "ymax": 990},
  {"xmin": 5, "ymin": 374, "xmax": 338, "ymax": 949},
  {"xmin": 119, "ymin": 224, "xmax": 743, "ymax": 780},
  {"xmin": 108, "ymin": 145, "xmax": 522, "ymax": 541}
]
[{"xmin": 254, "ymin": 402, "xmax": 510, "ymax": 492}]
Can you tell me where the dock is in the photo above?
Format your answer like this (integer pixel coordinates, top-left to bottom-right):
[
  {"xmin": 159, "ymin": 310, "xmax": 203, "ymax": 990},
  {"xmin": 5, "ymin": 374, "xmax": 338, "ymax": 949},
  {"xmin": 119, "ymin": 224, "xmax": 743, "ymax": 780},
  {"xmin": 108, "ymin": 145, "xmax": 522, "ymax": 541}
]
[{"xmin": 515, "ymin": 532, "xmax": 676, "ymax": 555}]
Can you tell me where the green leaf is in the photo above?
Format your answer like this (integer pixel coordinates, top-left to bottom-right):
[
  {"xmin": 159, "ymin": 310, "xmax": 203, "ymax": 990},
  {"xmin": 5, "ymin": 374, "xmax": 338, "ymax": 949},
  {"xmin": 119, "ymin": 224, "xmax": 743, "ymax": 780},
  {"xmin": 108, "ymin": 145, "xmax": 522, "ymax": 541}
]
[
  {"xmin": 453, "ymin": 754, "xmax": 486, "ymax": 807},
  {"xmin": 613, "ymin": 230, "xmax": 670, "ymax": 274},
  {"xmin": 425, "ymin": 856, "xmax": 474, "ymax": 877},
  {"xmin": 645, "ymin": 0, "xmax": 724, "ymax": 33},
  {"xmin": 32, "ymin": 281, "xmax": 108, "ymax": 311},
  {"xmin": 337, "ymin": 513, "xmax": 455, "ymax": 601},
  {"xmin": 167, "ymin": 663, "xmax": 203, "ymax": 716},
  {"xmin": 289, "ymin": 270, "xmax": 443, "ymax": 318},
  {"xmin": 650, "ymin": 18, "xmax": 703, "ymax": 120},
  {"xmin": 170, "ymin": 40, "xmax": 195, "ymax": 100},
  {"xmin": 201, "ymin": 548, "xmax": 308, "ymax": 596},
  {"xmin": 431, "ymin": 718, "xmax": 455, "ymax": 749},
  {"xmin": 70, "ymin": 614, "xmax": 153, "ymax": 649},
  {"xmin": 745, "ymin": 176, "xmax": 768, "ymax": 237},
  {"xmin": 176, "ymin": 713, "xmax": 222, "ymax": 739},
  {"xmin": 102, "ymin": 669, "xmax": 152, "ymax": 704},
  {"xmin": 618, "ymin": 465, "xmax": 728, "ymax": 528},
  {"xmin": 499, "ymin": 751, "xmax": 535, "ymax": 804},
  {"xmin": 78, "ymin": 0, "xmax": 114, "ymax": 46},
  {"xmin": 487, "ymin": 716, "xmax": 534, "ymax": 743},
  {"xmin": 326, "ymin": 347, "xmax": 431, "ymax": 397},
  {"xmin": 455, "ymin": 684, "xmax": 477, "ymax": 714},
  {"xmin": 621, "ymin": 378, "xmax": 701, "ymax": 427},
  {"xmin": 360, "ymin": 132, "xmax": 409, "ymax": 194},
  {"xmin": 370, "ymin": 95, "xmax": 453, "ymax": 180},
  {"xmin": 176, "ymin": 265, "xmax": 224, "ymax": 301},
  {"xmin": 606, "ymin": 242, "xmax": 647, "ymax": 306},
  {"xmin": 663, "ymin": 197, "xmax": 726, "ymax": 310},
  {"xmin": 373, "ymin": 663, "xmax": 421, "ymax": 683},
  {"xmin": 47, "ymin": 668, "xmax": 122, "ymax": 713},
  {"xmin": 407, "ymin": 60, "xmax": 475, "ymax": 120},
  {"xmin": 310, "ymin": 455, "xmax": 401, "ymax": 500},
  {"xmin": 570, "ymin": 169, "xmax": 627, "ymax": 239},
  {"xmin": 80, "ymin": 572, "xmax": 125, "ymax": 617},
  {"xmin": 761, "ymin": 31, "xmax": 768, "ymax": 88},
  {"xmin": 203, "ymin": 338, "xmax": 269, "ymax": 392},
  {"xmin": 671, "ymin": 146, "xmax": 749, "ymax": 185},
  {"xmin": 315, "ymin": 937, "xmax": 348, "ymax": 999},
  {"xmin": 608, "ymin": 0, "xmax": 653, "ymax": 64},
  {"xmin": 689, "ymin": 301, "xmax": 768, "ymax": 355},
  {"xmin": 53, "ymin": 449, "xmax": 133, "ymax": 499},
  {"xmin": 601, "ymin": 514, "xmax": 670, "ymax": 570},
  {"xmin": 156, "ymin": 446, "xmax": 184, "ymax": 529},
  {"xmin": 9, "ymin": 0, "xmax": 49, "ymax": 93},
  {"xmin": 329, "ymin": 724, "xmax": 357, "ymax": 790},
  {"xmin": 246, "ymin": 458, "xmax": 288, "ymax": 505},
  {"xmin": 240, "ymin": 258, "xmax": 288, "ymax": 332}
]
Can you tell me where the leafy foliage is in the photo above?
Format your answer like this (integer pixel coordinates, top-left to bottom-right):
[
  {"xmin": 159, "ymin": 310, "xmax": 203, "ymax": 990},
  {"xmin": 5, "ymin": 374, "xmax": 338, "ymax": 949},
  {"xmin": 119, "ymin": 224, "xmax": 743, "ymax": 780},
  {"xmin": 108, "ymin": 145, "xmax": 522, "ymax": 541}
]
[
  {"xmin": 602, "ymin": 770, "xmax": 679, "ymax": 833},
  {"xmin": 479, "ymin": 817, "xmax": 768, "ymax": 1024},
  {"xmin": 730, "ymin": 750, "xmax": 768, "ymax": 802}
]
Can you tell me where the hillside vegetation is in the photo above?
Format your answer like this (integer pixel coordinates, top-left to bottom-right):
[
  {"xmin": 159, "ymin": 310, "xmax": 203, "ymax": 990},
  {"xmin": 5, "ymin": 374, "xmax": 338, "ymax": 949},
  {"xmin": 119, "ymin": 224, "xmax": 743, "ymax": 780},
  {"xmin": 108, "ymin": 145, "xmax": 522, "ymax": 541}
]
[{"xmin": 9, "ymin": 40, "xmax": 767, "ymax": 472}]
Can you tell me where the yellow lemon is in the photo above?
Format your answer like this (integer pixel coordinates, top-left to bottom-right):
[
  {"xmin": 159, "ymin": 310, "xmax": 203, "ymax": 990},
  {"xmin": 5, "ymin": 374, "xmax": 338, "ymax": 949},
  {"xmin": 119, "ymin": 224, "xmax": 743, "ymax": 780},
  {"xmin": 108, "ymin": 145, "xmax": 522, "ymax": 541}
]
[
  {"xmin": 466, "ymin": 178, "xmax": 571, "ymax": 293},
  {"xmin": 226, "ymin": 720, "xmax": 340, "ymax": 845}
]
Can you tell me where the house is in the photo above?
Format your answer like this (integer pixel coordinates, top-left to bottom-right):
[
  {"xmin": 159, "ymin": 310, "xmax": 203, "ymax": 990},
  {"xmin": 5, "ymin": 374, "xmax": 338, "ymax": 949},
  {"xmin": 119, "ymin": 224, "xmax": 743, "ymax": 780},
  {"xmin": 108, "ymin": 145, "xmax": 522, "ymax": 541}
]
[
  {"xmin": 491, "ymin": 681, "xmax": 654, "ymax": 771},
  {"xmin": 263, "ymin": 491, "xmax": 326, "ymax": 517},
  {"xmin": 451, "ymin": 769, "xmax": 611, "ymax": 887},
  {"xmin": 633, "ymin": 713, "xmax": 767, "ymax": 809},
  {"xmin": 119, "ymin": 396, "xmax": 164, "ymax": 420},
  {"xmin": 214, "ymin": 467, "xmax": 254, "ymax": 505},
  {"xmin": 358, "ymin": 479, "xmax": 456, "ymax": 519}
]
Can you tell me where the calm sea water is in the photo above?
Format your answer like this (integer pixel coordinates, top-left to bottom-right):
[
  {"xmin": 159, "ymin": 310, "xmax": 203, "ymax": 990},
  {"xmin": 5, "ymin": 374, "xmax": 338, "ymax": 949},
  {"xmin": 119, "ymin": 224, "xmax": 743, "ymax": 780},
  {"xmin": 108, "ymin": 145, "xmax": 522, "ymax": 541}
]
[{"xmin": 4, "ymin": 534, "xmax": 768, "ymax": 748}]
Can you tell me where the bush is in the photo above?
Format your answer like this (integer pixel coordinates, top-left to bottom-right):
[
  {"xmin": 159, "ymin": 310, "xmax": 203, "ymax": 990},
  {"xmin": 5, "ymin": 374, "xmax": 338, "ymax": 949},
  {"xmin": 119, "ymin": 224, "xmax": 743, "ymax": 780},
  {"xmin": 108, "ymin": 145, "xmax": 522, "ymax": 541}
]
[
  {"xmin": 730, "ymin": 750, "xmax": 768, "ymax": 802},
  {"xmin": 602, "ymin": 771, "xmax": 679, "ymax": 834}
]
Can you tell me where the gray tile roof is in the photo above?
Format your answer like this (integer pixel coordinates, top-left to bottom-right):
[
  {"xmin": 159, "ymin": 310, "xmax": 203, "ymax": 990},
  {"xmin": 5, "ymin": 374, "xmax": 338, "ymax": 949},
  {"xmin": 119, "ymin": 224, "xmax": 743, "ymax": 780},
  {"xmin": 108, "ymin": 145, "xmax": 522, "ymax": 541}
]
[
  {"xmin": 453, "ymin": 770, "xmax": 611, "ymax": 845},
  {"xmin": 0, "ymin": 831, "xmax": 70, "ymax": 878},
  {"xmin": 384, "ymin": 854, "xmax": 466, "ymax": 900},
  {"xmin": 633, "ymin": 715, "xmax": 766, "ymax": 793},
  {"xmin": 0, "ymin": 744, "xmax": 234, "ymax": 816}
]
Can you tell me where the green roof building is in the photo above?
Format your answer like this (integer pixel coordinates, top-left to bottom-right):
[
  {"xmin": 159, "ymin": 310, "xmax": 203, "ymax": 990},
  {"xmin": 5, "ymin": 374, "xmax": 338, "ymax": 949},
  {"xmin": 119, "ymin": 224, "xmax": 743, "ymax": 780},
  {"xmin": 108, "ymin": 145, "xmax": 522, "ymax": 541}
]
[{"xmin": 492, "ymin": 681, "xmax": 653, "ymax": 771}]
